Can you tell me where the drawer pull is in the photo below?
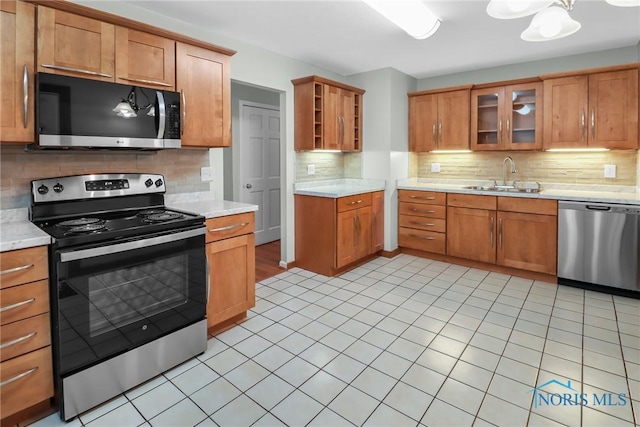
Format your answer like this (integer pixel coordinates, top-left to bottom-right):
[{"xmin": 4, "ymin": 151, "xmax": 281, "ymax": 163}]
[
  {"xmin": 0, "ymin": 367, "xmax": 38, "ymax": 387},
  {"xmin": 411, "ymin": 209, "xmax": 436, "ymax": 213},
  {"xmin": 409, "ymin": 196, "xmax": 436, "ymax": 200},
  {"xmin": 410, "ymin": 234, "xmax": 435, "ymax": 241},
  {"xmin": 412, "ymin": 222, "xmax": 435, "ymax": 227},
  {"xmin": 346, "ymin": 200, "xmax": 363, "ymax": 205},
  {"xmin": 117, "ymin": 76, "xmax": 172, "ymax": 87},
  {"xmin": 0, "ymin": 332, "xmax": 37, "ymax": 349},
  {"xmin": 41, "ymin": 64, "xmax": 112, "ymax": 78},
  {"xmin": 0, "ymin": 298, "xmax": 35, "ymax": 313},
  {"xmin": 0, "ymin": 264, "xmax": 34, "ymax": 276},
  {"xmin": 208, "ymin": 223, "xmax": 249, "ymax": 233}
]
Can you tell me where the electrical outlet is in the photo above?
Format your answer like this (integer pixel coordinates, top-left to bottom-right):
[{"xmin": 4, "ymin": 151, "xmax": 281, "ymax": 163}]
[
  {"xmin": 431, "ymin": 163, "xmax": 441, "ymax": 173},
  {"xmin": 604, "ymin": 164, "xmax": 617, "ymax": 178},
  {"xmin": 307, "ymin": 164, "xmax": 315, "ymax": 175},
  {"xmin": 200, "ymin": 167, "xmax": 213, "ymax": 182}
]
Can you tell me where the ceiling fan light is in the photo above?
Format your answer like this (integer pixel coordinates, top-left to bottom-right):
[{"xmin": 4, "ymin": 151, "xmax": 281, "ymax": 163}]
[
  {"xmin": 362, "ymin": 0, "xmax": 441, "ymax": 40},
  {"xmin": 521, "ymin": 5, "xmax": 581, "ymax": 41},
  {"xmin": 605, "ymin": 0, "xmax": 640, "ymax": 6},
  {"xmin": 487, "ymin": 0, "xmax": 555, "ymax": 19}
]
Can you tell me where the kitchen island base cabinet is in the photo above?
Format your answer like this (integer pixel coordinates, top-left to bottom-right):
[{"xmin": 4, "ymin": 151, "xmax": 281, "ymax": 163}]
[{"xmin": 206, "ymin": 213, "xmax": 256, "ymax": 333}]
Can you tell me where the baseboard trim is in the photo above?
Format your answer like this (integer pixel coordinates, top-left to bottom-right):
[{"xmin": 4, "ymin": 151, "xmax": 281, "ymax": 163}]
[{"xmin": 381, "ymin": 248, "xmax": 401, "ymax": 258}]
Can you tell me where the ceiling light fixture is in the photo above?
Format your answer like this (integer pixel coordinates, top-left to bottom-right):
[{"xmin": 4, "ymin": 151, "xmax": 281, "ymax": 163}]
[
  {"xmin": 487, "ymin": 0, "xmax": 554, "ymax": 19},
  {"xmin": 362, "ymin": 0, "xmax": 441, "ymax": 40},
  {"xmin": 606, "ymin": 0, "xmax": 640, "ymax": 6}
]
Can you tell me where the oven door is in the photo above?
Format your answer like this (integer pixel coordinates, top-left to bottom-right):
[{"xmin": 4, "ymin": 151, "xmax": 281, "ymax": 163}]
[{"xmin": 53, "ymin": 227, "xmax": 207, "ymax": 376}]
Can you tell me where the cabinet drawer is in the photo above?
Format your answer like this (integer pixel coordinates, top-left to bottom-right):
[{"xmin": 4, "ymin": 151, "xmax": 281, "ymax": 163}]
[
  {"xmin": 498, "ymin": 197, "xmax": 557, "ymax": 216},
  {"xmin": 206, "ymin": 212, "xmax": 255, "ymax": 243},
  {"xmin": 0, "ymin": 346, "xmax": 54, "ymax": 419},
  {"xmin": 399, "ymin": 215, "xmax": 446, "ymax": 233},
  {"xmin": 447, "ymin": 193, "xmax": 497, "ymax": 210},
  {"xmin": 1, "ymin": 313, "xmax": 51, "ymax": 362},
  {"xmin": 0, "ymin": 246, "xmax": 48, "ymax": 289},
  {"xmin": 337, "ymin": 193, "xmax": 372, "ymax": 212},
  {"xmin": 399, "ymin": 228, "xmax": 446, "ymax": 254},
  {"xmin": 399, "ymin": 190, "xmax": 446, "ymax": 205},
  {"xmin": 0, "ymin": 280, "xmax": 49, "ymax": 326},
  {"xmin": 399, "ymin": 202, "xmax": 446, "ymax": 219}
]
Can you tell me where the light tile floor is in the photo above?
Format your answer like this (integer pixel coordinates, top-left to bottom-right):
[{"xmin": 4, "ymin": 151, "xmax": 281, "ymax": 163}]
[{"xmin": 31, "ymin": 254, "xmax": 640, "ymax": 427}]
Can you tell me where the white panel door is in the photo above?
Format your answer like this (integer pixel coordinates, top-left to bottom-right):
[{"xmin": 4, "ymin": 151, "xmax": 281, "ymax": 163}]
[{"xmin": 239, "ymin": 103, "xmax": 281, "ymax": 245}]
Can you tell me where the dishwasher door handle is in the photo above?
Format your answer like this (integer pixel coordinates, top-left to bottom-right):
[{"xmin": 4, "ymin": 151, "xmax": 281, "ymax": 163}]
[{"xmin": 586, "ymin": 205, "xmax": 612, "ymax": 211}]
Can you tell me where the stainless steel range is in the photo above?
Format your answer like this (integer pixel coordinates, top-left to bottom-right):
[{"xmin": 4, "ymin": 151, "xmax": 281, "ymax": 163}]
[{"xmin": 30, "ymin": 174, "xmax": 208, "ymax": 421}]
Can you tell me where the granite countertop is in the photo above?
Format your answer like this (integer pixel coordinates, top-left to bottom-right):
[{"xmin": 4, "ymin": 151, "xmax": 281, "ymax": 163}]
[
  {"xmin": 294, "ymin": 178, "xmax": 386, "ymax": 198},
  {"xmin": 397, "ymin": 178, "xmax": 640, "ymax": 206},
  {"xmin": 168, "ymin": 199, "xmax": 258, "ymax": 219}
]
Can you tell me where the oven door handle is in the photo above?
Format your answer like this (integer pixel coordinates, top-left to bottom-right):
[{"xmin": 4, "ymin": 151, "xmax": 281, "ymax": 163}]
[{"xmin": 59, "ymin": 228, "xmax": 205, "ymax": 263}]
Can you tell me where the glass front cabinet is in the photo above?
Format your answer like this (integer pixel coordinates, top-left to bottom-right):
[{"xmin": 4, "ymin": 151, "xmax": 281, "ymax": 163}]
[{"xmin": 471, "ymin": 81, "xmax": 542, "ymax": 151}]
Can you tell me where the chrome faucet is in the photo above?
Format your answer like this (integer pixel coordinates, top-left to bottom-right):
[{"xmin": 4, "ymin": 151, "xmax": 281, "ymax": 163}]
[{"xmin": 502, "ymin": 156, "xmax": 516, "ymax": 186}]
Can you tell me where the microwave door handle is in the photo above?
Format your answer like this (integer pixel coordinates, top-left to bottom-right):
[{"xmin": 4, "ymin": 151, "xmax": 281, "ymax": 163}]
[{"xmin": 156, "ymin": 91, "xmax": 166, "ymax": 139}]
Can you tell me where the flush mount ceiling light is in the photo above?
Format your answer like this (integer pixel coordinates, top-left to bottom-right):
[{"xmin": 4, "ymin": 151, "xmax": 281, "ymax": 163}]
[
  {"xmin": 487, "ymin": 0, "xmax": 554, "ymax": 19},
  {"xmin": 606, "ymin": 0, "xmax": 640, "ymax": 6},
  {"xmin": 362, "ymin": 0, "xmax": 441, "ymax": 40}
]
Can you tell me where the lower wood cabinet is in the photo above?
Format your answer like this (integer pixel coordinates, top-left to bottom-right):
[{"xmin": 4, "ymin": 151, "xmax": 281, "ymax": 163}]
[
  {"xmin": 295, "ymin": 191, "xmax": 384, "ymax": 277},
  {"xmin": 205, "ymin": 212, "xmax": 256, "ymax": 331},
  {"xmin": 398, "ymin": 190, "xmax": 447, "ymax": 254}
]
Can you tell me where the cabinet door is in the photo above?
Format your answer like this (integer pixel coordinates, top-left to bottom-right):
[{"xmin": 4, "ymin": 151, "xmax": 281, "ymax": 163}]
[
  {"xmin": 115, "ymin": 27, "xmax": 175, "ymax": 90},
  {"xmin": 371, "ymin": 191, "xmax": 384, "ymax": 253},
  {"xmin": 543, "ymin": 75, "xmax": 589, "ymax": 149},
  {"xmin": 438, "ymin": 89, "xmax": 470, "ymax": 150},
  {"xmin": 336, "ymin": 206, "xmax": 371, "ymax": 268},
  {"xmin": 207, "ymin": 233, "xmax": 255, "ymax": 327},
  {"xmin": 37, "ymin": 7, "xmax": 115, "ymax": 81},
  {"xmin": 505, "ymin": 82, "xmax": 543, "ymax": 150},
  {"xmin": 340, "ymin": 88, "xmax": 356, "ymax": 151},
  {"xmin": 471, "ymin": 86, "xmax": 505, "ymax": 151},
  {"xmin": 322, "ymin": 84, "xmax": 341, "ymax": 150},
  {"xmin": 177, "ymin": 42, "xmax": 231, "ymax": 148},
  {"xmin": 447, "ymin": 207, "xmax": 496, "ymax": 263},
  {"xmin": 409, "ymin": 94, "xmax": 438, "ymax": 152},
  {"xmin": 589, "ymin": 69, "xmax": 639, "ymax": 149},
  {"xmin": 1, "ymin": 0, "xmax": 35, "ymax": 143},
  {"xmin": 497, "ymin": 211, "xmax": 557, "ymax": 275}
]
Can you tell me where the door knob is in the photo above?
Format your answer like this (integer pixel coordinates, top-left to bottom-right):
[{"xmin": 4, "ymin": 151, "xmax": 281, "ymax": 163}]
[{"xmin": 245, "ymin": 184, "xmax": 252, "ymax": 189}]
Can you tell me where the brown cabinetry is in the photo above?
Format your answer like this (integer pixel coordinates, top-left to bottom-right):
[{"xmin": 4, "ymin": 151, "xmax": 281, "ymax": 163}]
[
  {"xmin": 295, "ymin": 191, "xmax": 384, "ymax": 276},
  {"xmin": 398, "ymin": 190, "xmax": 447, "ymax": 254},
  {"xmin": 471, "ymin": 81, "xmax": 542, "ymax": 151},
  {"xmin": 0, "ymin": 246, "xmax": 53, "ymax": 422},
  {"xmin": 1, "ymin": 0, "xmax": 35, "ymax": 143},
  {"xmin": 177, "ymin": 42, "xmax": 231, "ymax": 148},
  {"xmin": 293, "ymin": 76, "xmax": 364, "ymax": 151},
  {"xmin": 543, "ymin": 68, "xmax": 639, "ymax": 150},
  {"xmin": 205, "ymin": 213, "xmax": 256, "ymax": 331},
  {"xmin": 408, "ymin": 87, "xmax": 471, "ymax": 152}
]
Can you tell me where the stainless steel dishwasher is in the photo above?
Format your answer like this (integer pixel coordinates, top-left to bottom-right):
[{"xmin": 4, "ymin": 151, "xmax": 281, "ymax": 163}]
[{"xmin": 558, "ymin": 201, "xmax": 640, "ymax": 294}]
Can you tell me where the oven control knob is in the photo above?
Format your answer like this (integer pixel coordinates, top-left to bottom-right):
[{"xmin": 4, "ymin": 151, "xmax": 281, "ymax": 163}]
[
  {"xmin": 53, "ymin": 183, "xmax": 64, "ymax": 193},
  {"xmin": 155, "ymin": 179, "xmax": 164, "ymax": 187},
  {"xmin": 37, "ymin": 185, "xmax": 49, "ymax": 195},
  {"xmin": 145, "ymin": 179, "xmax": 153, "ymax": 188}
]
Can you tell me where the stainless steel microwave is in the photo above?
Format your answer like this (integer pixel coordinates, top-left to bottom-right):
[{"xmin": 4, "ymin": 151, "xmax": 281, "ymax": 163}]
[{"xmin": 35, "ymin": 73, "xmax": 181, "ymax": 150}]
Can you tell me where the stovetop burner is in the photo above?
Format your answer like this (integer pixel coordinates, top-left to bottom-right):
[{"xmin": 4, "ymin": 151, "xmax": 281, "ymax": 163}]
[
  {"xmin": 65, "ymin": 223, "xmax": 108, "ymax": 235},
  {"xmin": 57, "ymin": 217, "xmax": 105, "ymax": 227},
  {"xmin": 143, "ymin": 212, "xmax": 185, "ymax": 223}
]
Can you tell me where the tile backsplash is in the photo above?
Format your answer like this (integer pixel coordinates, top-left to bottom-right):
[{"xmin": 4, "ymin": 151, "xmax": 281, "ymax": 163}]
[
  {"xmin": 417, "ymin": 150, "xmax": 639, "ymax": 187},
  {"xmin": 0, "ymin": 145, "xmax": 210, "ymax": 209},
  {"xmin": 295, "ymin": 152, "xmax": 362, "ymax": 182}
]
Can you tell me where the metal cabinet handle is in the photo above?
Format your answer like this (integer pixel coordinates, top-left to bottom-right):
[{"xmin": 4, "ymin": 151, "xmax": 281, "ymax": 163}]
[
  {"xmin": 0, "ymin": 367, "xmax": 38, "ymax": 387},
  {"xmin": 590, "ymin": 109, "xmax": 595, "ymax": 141},
  {"xmin": 41, "ymin": 64, "xmax": 112, "ymax": 78},
  {"xmin": 438, "ymin": 121, "xmax": 443, "ymax": 145},
  {"xmin": 409, "ymin": 195, "xmax": 435, "ymax": 200},
  {"xmin": 498, "ymin": 118, "xmax": 503, "ymax": 144},
  {"xmin": 23, "ymin": 65, "xmax": 29, "ymax": 128},
  {"xmin": 506, "ymin": 117, "xmax": 510, "ymax": 144},
  {"xmin": 432, "ymin": 121, "xmax": 437, "ymax": 145},
  {"xmin": 410, "ymin": 234, "xmax": 435, "ymax": 240},
  {"xmin": 499, "ymin": 218, "xmax": 503, "ymax": 249},
  {"xmin": 0, "ymin": 263, "xmax": 34, "ymax": 276},
  {"xmin": 208, "ymin": 223, "xmax": 249, "ymax": 233},
  {"xmin": 0, "ymin": 332, "xmax": 37, "ymax": 350},
  {"xmin": 581, "ymin": 109, "xmax": 586, "ymax": 142},
  {"xmin": 0, "ymin": 298, "xmax": 35, "ymax": 313},
  {"xmin": 412, "ymin": 222, "xmax": 435, "ymax": 227},
  {"xmin": 489, "ymin": 216, "xmax": 495, "ymax": 247},
  {"xmin": 117, "ymin": 76, "xmax": 172, "ymax": 87},
  {"xmin": 346, "ymin": 200, "xmax": 363, "ymax": 206},
  {"xmin": 411, "ymin": 208, "xmax": 436, "ymax": 213},
  {"xmin": 181, "ymin": 90, "xmax": 186, "ymax": 136}
]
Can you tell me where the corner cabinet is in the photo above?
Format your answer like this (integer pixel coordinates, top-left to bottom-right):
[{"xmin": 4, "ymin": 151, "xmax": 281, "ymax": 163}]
[
  {"xmin": 293, "ymin": 76, "xmax": 364, "ymax": 151},
  {"xmin": 543, "ymin": 67, "xmax": 639, "ymax": 150},
  {"xmin": 408, "ymin": 86, "xmax": 471, "ymax": 152},
  {"xmin": 205, "ymin": 213, "xmax": 256, "ymax": 332},
  {"xmin": 471, "ymin": 80, "xmax": 543, "ymax": 151},
  {"xmin": 295, "ymin": 191, "xmax": 384, "ymax": 276},
  {"xmin": 1, "ymin": 0, "xmax": 35, "ymax": 143},
  {"xmin": 177, "ymin": 42, "xmax": 232, "ymax": 148}
]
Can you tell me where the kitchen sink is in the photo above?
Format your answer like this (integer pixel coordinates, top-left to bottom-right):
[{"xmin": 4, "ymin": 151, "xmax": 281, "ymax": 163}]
[{"xmin": 461, "ymin": 185, "xmax": 541, "ymax": 194}]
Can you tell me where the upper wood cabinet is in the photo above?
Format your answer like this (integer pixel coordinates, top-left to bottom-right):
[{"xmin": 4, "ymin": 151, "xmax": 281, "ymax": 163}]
[
  {"xmin": 471, "ymin": 81, "xmax": 543, "ymax": 151},
  {"xmin": 293, "ymin": 76, "xmax": 364, "ymax": 151},
  {"xmin": 37, "ymin": 6, "xmax": 115, "ymax": 81},
  {"xmin": 408, "ymin": 87, "xmax": 471, "ymax": 152},
  {"xmin": 1, "ymin": 0, "xmax": 35, "ymax": 143},
  {"xmin": 176, "ymin": 42, "xmax": 231, "ymax": 148},
  {"xmin": 115, "ymin": 27, "xmax": 175, "ymax": 90},
  {"xmin": 543, "ymin": 68, "xmax": 639, "ymax": 150}
]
